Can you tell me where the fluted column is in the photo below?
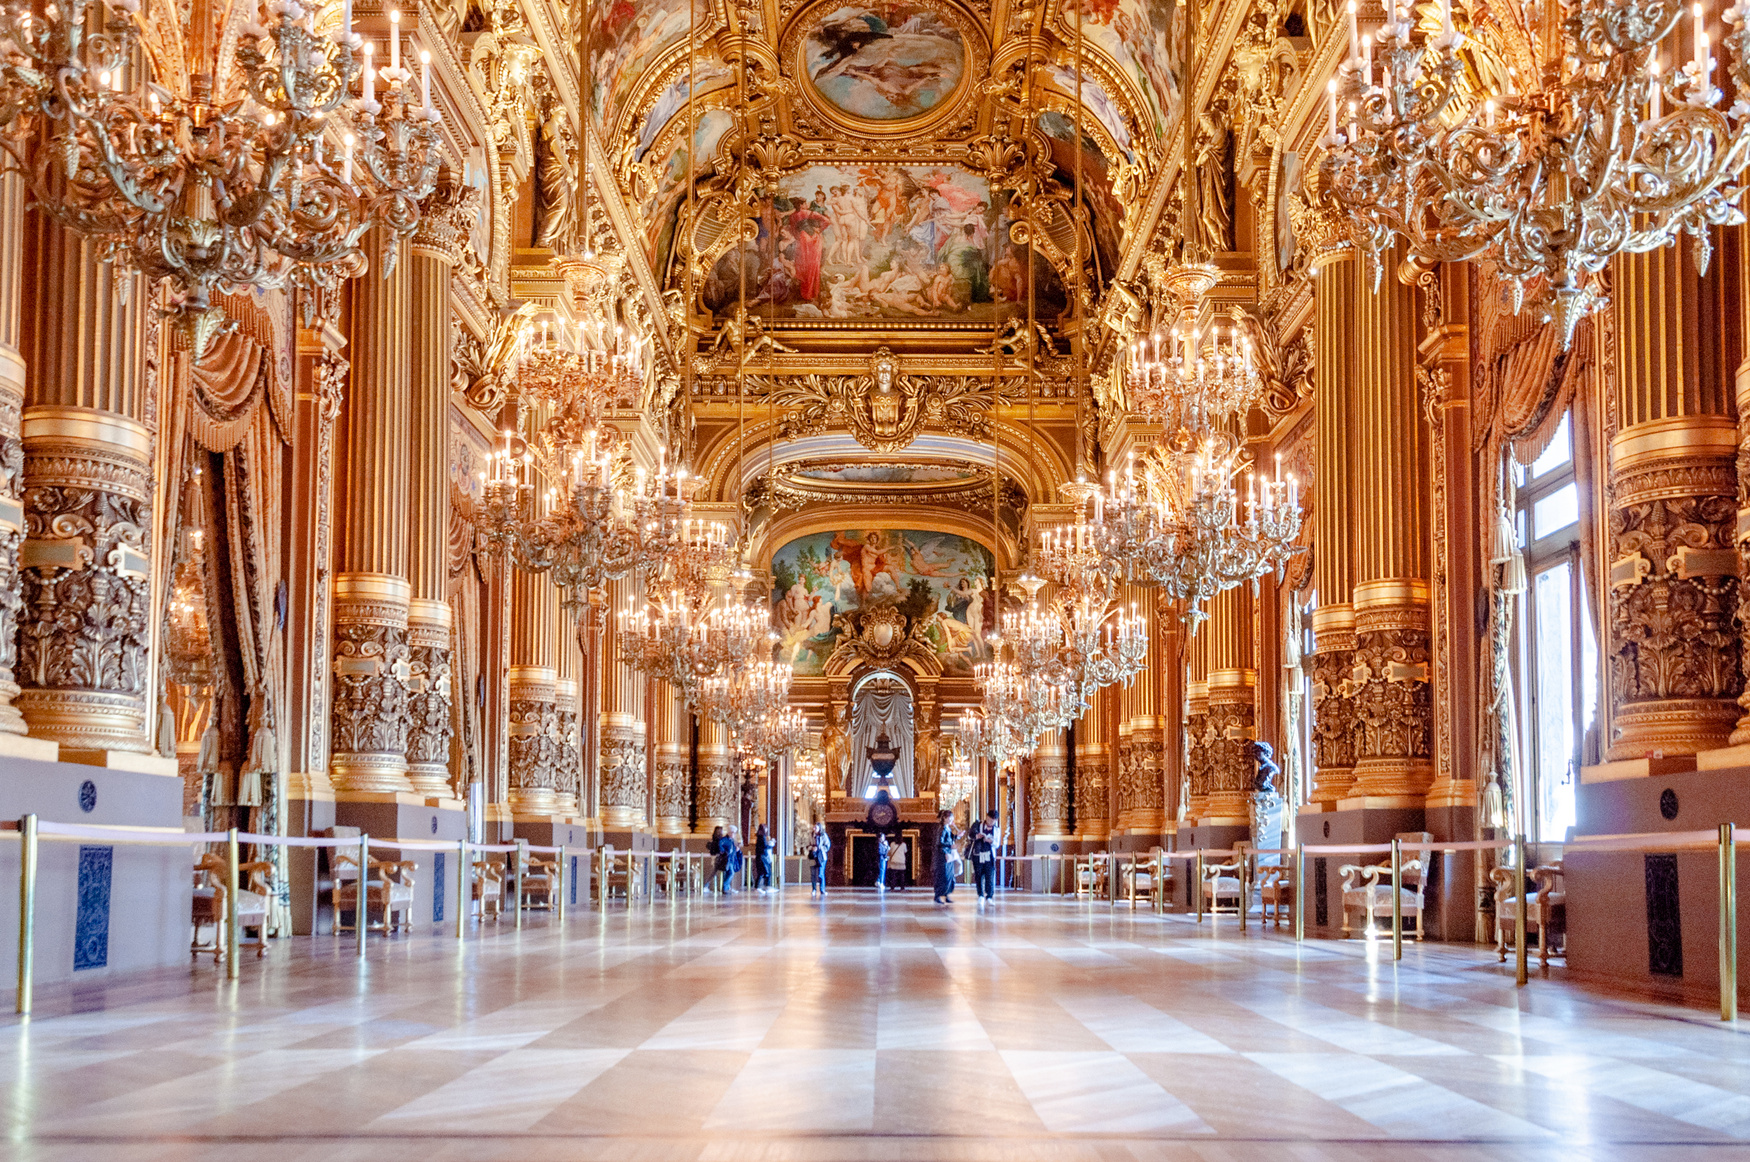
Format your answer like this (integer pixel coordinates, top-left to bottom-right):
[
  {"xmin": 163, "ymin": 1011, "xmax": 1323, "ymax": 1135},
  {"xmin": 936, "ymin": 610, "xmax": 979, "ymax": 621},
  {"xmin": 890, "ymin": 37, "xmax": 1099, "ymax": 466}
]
[
  {"xmin": 329, "ymin": 229, "xmax": 414, "ymax": 793},
  {"xmin": 696, "ymin": 715, "xmax": 736, "ymax": 834},
  {"xmin": 1073, "ymin": 687, "xmax": 1110, "ymax": 840},
  {"xmin": 0, "ymin": 169, "xmax": 38, "ymax": 745},
  {"xmin": 1183, "ymin": 624, "xmax": 1210, "ymax": 822},
  {"xmin": 1310, "ymin": 248, "xmax": 1360, "ymax": 806},
  {"xmin": 1610, "ymin": 245, "xmax": 1740, "ymax": 759},
  {"xmin": 1202, "ymin": 585, "xmax": 1256, "ymax": 825},
  {"xmin": 599, "ymin": 573, "xmax": 648, "ymax": 829},
  {"xmin": 652, "ymin": 685, "xmax": 691, "ymax": 835},
  {"xmin": 402, "ymin": 196, "xmax": 465, "ymax": 800},
  {"xmin": 1347, "ymin": 246, "xmax": 1434, "ymax": 804},
  {"xmin": 16, "ymin": 212, "xmax": 154, "ymax": 757},
  {"xmin": 507, "ymin": 566, "xmax": 559, "ymax": 816},
  {"xmin": 555, "ymin": 600, "xmax": 581, "ymax": 817},
  {"xmin": 1118, "ymin": 590, "xmax": 1167, "ymax": 837},
  {"xmin": 1028, "ymin": 729, "xmax": 1069, "ymax": 839}
]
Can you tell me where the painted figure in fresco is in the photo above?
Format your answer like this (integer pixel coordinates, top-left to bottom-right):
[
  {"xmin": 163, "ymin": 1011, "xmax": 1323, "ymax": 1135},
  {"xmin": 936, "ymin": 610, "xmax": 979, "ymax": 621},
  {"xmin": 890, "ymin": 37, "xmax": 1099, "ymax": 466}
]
[{"xmin": 787, "ymin": 201, "xmax": 833, "ymax": 302}]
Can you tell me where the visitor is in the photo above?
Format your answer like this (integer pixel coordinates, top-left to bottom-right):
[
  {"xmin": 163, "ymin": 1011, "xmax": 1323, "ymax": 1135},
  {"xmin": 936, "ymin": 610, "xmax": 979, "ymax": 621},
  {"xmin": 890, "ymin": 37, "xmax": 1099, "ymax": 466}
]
[
  {"xmin": 934, "ymin": 809, "xmax": 959, "ymax": 905},
  {"xmin": 754, "ymin": 823, "xmax": 774, "ymax": 893},
  {"xmin": 973, "ymin": 810, "xmax": 999, "ymax": 903},
  {"xmin": 726, "ymin": 825, "xmax": 744, "ymax": 893},
  {"xmin": 809, "ymin": 823, "xmax": 831, "ymax": 897},
  {"xmin": 888, "ymin": 837, "xmax": 907, "ymax": 890},
  {"xmin": 876, "ymin": 832, "xmax": 890, "ymax": 891},
  {"xmin": 709, "ymin": 825, "xmax": 726, "ymax": 893}
]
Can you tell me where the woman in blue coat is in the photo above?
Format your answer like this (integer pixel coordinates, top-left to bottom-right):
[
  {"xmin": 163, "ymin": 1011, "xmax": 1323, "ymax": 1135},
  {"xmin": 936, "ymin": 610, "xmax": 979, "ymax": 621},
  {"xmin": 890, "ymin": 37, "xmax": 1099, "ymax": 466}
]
[{"xmin": 934, "ymin": 809, "xmax": 959, "ymax": 904}]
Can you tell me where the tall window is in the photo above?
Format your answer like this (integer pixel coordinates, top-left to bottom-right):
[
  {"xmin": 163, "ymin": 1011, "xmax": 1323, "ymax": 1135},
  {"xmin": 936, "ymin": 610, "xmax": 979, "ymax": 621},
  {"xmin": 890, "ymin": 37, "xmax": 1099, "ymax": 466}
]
[{"xmin": 1513, "ymin": 414, "xmax": 1598, "ymax": 842}]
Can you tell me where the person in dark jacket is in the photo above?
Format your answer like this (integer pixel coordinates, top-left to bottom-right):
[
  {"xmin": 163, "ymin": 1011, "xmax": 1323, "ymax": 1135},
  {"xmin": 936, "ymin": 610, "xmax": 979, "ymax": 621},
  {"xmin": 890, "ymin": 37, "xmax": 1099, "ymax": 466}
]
[
  {"xmin": 809, "ymin": 823, "xmax": 831, "ymax": 897},
  {"xmin": 971, "ymin": 810, "xmax": 998, "ymax": 903},
  {"xmin": 876, "ymin": 832, "xmax": 890, "ymax": 892},
  {"xmin": 934, "ymin": 809, "xmax": 959, "ymax": 904},
  {"xmin": 709, "ymin": 825, "xmax": 727, "ymax": 893},
  {"xmin": 754, "ymin": 823, "xmax": 775, "ymax": 892}
]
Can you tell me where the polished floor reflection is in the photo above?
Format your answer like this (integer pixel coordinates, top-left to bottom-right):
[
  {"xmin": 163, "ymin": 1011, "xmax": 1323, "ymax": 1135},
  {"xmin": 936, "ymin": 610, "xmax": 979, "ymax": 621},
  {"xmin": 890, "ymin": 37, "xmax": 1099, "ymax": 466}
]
[{"xmin": 5, "ymin": 890, "xmax": 1750, "ymax": 1160}]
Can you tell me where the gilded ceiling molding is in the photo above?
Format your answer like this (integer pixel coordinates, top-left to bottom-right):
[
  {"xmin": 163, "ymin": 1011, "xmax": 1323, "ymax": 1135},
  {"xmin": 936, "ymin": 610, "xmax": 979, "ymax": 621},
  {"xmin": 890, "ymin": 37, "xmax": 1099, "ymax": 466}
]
[{"xmin": 688, "ymin": 414, "xmax": 1076, "ymax": 506}]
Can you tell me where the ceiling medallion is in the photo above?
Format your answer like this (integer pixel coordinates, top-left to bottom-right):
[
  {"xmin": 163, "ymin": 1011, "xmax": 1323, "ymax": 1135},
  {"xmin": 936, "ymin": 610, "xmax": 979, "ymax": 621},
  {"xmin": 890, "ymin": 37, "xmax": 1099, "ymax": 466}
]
[
  {"xmin": 768, "ymin": 347, "xmax": 1003, "ymax": 451},
  {"xmin": 779, "ymin": 0, "xmax": 987, "ymax": 139}
]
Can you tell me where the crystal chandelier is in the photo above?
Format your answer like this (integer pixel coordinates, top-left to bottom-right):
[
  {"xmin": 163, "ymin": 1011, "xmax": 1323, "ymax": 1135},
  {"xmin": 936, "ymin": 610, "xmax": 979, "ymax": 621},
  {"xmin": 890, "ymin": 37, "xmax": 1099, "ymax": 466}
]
[
  {"xmin": 699, "ymin": 654, "xmax": 792, "ymax": 744},
  {"xmin": 1322, "ymin": 0, "xmax": 1750, "ymax": 345},
  {"xmin": 616, "ymin": 543, "xmax": 767, "ymax": 711},
  {"xmin": 1032, "ymin": 484, "xmax": 1149, "ymax": 697},
  {"xmin": 1122, "ymin": 310, "xmax": 1263, "ymax": 431},
  {"xmin": 474, "ymin": 317, "xmax": 673, "ymax": 603},
  {"xmin": 939, "ymin": 728, "xmax": 976, "ymax": 809},
  {"xmin": 737, "ymin": 703, "xmax": 810, "ymax": 761},
  {"xmin": 1104, "ymin": 440, "xmax": 1302, "ymax": 632},
  {"xmin": 974, "ymin": 579, "xmax": 1087, "ymax": 752},
  {"xmin": 0, "ymin": 0, "xmax": 442, "ymax": 353}
]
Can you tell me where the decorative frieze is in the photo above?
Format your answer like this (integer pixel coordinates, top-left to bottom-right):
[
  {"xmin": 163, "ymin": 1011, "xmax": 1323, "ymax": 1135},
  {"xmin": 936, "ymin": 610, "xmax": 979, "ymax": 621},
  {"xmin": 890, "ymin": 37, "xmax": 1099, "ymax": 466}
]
[
  {"xmin": 16, "ymin": 409, "xmax": 155, "ymax": 752},
  {"xmin": 508, "ymin": 665, "xmax": 560, "ymax": 816},
  {"xmin": 329, "ymin": 573, "xmax": 413, "ymax": 793},
  {"xmin": 403, "ymin": 598, "xmax": 454, "ymax": 798}
]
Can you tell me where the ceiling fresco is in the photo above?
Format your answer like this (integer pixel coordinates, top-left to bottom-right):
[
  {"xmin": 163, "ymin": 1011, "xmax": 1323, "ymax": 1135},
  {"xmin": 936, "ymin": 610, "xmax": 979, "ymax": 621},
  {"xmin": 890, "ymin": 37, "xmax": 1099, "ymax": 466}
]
[
  {"xmin": 701, "ymin": 166, "xmax": 1066, "ymax": 322},
  {"xmin": 799, "ymin": 2, "xmax": 971, "ymax": 125},
  {"xmin": 770, "ymin": 528, "xmax": 996, "ymax": 675}
]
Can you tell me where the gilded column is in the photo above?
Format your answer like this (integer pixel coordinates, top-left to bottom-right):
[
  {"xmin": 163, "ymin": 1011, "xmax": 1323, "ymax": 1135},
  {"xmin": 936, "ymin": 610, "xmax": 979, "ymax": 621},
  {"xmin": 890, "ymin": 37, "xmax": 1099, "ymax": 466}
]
[
  {"xmin": 1073, "ymin": 687, "xmax": 1110, "ymax": 841},
  {"xmin": 1610, "ymin": 246, "xmax": 1740, "ymax": 759},
  {"xmin": 555, "ymin": 599, "xmax": 581, "ymax": 817},
  {"xmin": 284, "ymin": 320, "xmax": 346, "ymax": 812},
  {"xmin": 1202, "ymin": 585, "xmax": 1256, "ymax": 826},
  {"xmin": 1347, "ymin": 246, "xmax": 1434, "ymax": 804},
  {"xmin": 330, "ymin": 229, "xmax": 414, "ymax": 794},
  {"xmin": 652, "ymin": 685, "xmax": 691, "ymax": 835},
  {"xmin": 507, "ymin": 565, "xmax": 560, "ymax": 816},
  {"xmin": 0, "ymin": 167, "xmax": 38, "ymax": 744},
  {"xmin": 402, "ymin": 189, "xmax": 470, "ymax": 800},
  {"xmin": 1119, "ymin": 592, "xmax": 1167, "ymax": 838},
  {"xmin": 16, "ymin": 212, "xmax": 155, "ymax": 757},
  {"xmin": 1310, "ymin": 247, "xmax": 1360, "ymax": 806},
  {"xmin": 599, "ymin": 573, "xmax": 648, "ymax": 830},
  {"xmin": 696, "ymin": 714, "xmax": 737, "ymax": 835},
  {"xmin": 1027, "ymin": 729, "xmax": 1069, "ymax": 840},
  {"xmin": 1183, "ymin": 620, "xmax": 1211, "ymax": 823}
]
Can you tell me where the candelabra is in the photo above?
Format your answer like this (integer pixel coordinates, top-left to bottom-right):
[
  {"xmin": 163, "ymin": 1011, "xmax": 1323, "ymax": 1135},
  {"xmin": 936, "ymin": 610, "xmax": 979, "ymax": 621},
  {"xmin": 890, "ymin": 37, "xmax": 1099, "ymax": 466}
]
[
  {"xmin": 1032, "ymin": 484, "xmax": 1149, "ymax": 698},
  {"xmin": 0, "ymin": 0, "xmax": 442, "ymax": 354},
  {"xmin": 1322, "ymin": 0, "xmax": 1750, "ymax": 346},
  {"xmin": 1104, "ymin": 441, "xmax": 1302, "ymax": 632}
]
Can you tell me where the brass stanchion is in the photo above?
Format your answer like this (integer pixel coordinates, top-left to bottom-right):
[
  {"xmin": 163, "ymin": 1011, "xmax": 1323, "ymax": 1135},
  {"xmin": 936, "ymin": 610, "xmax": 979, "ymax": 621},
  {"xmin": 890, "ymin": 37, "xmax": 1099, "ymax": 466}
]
[
  {"xmin": 16, "ymin": 813, "xmax": 37, "ymax": 1016},
  {"xmin": 357, "ymin": 834, "xmax": 370, "ymax": 959},
  {"xmin": 1294, "ymin": 843, "xmax": 1305, "ymax": 942},
  {"xmin": 514, "ymin": 839, "xmax": 527, "ymax": 929},
  {"xmin": 1194, "ymin": 851, "xmax": 1204, "ymax": 922},
  {"xmin": 455, "ymin": 840, "xmax": 467, "ymax": 940},
  {"xmin": 1720, "ymin": 823, "xmax": 1737, "ymax": 1022},
  {"xmin": 1239, "ymin": 851, "xmax": 1249, "ymax": 931},
  {"xmin": 226, "ymin": 828, "xmax": 241, "ymax": 979},
  {"xmin": 1514, "ymin": 833, "xmax": 1528, "ymax": 987},
  {"xmin": 1390, "ymin": 836, "xmax": 1402, "ymax": 962},
  {"xmin": 557, "ymin": 845, "xmax": 567, "ymax": 924}
]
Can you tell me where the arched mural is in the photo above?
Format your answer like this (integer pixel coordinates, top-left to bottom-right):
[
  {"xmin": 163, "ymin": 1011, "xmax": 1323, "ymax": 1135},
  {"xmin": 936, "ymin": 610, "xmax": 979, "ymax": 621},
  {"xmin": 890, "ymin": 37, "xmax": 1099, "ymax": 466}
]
[{"xmin": 770, "ymin": 528, "xmax": 994, "ymax": 675}]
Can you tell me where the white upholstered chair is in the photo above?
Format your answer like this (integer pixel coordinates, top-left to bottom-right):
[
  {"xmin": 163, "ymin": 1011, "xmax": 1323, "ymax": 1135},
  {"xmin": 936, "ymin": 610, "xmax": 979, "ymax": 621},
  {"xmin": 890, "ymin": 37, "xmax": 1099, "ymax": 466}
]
[{"xmin": 1339, "ymin": 832, "xmax": 1430, "ymax": 939}]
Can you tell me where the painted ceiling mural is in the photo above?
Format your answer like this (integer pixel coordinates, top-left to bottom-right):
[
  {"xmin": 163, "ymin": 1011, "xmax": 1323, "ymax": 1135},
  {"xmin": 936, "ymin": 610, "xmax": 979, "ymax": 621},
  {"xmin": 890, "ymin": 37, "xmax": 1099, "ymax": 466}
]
[
  {"xmin": 702, "ymin": 165, "xmax": 1067, "ymax": 321},
  {"xmin": 587, "ymin": 0, "xmax": 700, "ymax": 130},
  {"xmin": 1061, "ymin": 0, "xmax": 1188, "ymax": 144},
  {"xmin": 800, "ymin": 2, "xmax": 970, "ymax": 123},
  {"xmin": 792, "ymin": 464, "xmax": 979, "ymax": 484},
  {"xmin": 771, "ymin": 529, "xmax": 996, "ymax": 676}
]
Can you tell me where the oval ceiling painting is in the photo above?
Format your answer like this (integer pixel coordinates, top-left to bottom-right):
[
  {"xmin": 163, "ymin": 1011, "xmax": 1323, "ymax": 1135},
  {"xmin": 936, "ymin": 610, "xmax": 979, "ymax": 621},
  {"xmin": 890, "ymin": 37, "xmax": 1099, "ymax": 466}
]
[{"xmin": 801, "ymin": 2, "xmax": 969, "ymax": 125}]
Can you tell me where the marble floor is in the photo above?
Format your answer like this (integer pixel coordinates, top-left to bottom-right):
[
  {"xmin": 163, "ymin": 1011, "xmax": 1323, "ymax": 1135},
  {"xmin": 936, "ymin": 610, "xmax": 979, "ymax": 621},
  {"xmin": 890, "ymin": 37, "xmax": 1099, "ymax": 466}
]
[{"xmin": 5, "ymin": 890, "xmax": 1750, "ymax": 1161}]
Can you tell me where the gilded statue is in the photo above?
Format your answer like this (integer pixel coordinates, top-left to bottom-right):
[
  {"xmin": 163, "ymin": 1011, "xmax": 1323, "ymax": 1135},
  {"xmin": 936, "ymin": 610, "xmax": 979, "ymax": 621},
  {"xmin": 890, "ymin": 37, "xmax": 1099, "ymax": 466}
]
[
  {"xmin": 821, "ymin": 702, "xmax": 850, "ymax": 798},
  {"xmin": 1197, "ymin": 109, "xmax": 1234, "ymax": 252},
  {"xmin": 536, "ymin": 104, "xmax": 581, "ymax": 254}
]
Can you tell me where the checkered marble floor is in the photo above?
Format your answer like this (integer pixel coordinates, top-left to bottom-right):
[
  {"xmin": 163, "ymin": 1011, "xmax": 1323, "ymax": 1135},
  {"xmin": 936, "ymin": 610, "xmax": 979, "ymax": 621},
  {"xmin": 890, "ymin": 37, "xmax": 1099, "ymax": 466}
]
[{"xmin": 6, "ymin": 889, "xmax": 1750, "ymax": 1161}]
